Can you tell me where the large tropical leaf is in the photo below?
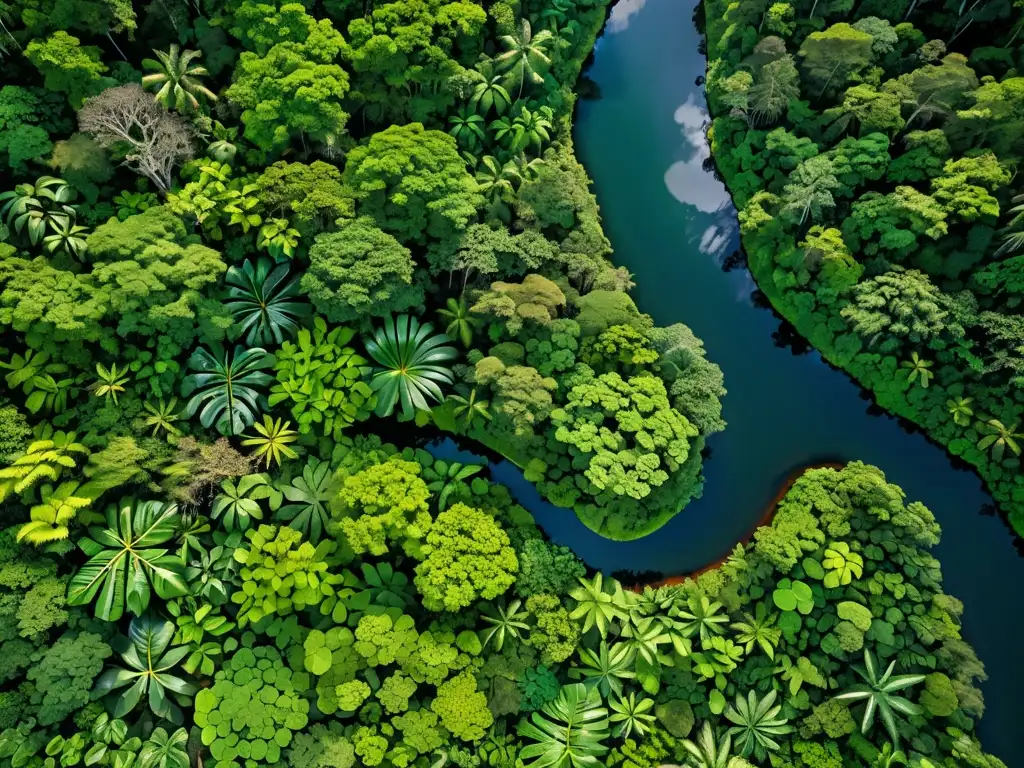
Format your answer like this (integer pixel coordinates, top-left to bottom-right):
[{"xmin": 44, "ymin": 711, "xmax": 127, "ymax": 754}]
[
  {"xmin": 180, "ymin": 345, "xmax": 275, "ymax": 436},
  {"xmin": 364, "ymin": 315, "xmax": 457, "ymax": 418},
  {"xmin": 273, "ymin": 457, "xmax": 334, "ymax": 542},
  {"xmin": 93, "ymin": 615, "xmax": 196, "ymax": 725},
  {"xmin": 223, "ymin": 257, "xmax": 310, "ymax": 345},
  {"xmin": 67, "ymin": 499, "xmax": 188, "ymax": 621},
  {"xmin": 518, "ymin": 683, "xmax": 610, "ymax": 768}
]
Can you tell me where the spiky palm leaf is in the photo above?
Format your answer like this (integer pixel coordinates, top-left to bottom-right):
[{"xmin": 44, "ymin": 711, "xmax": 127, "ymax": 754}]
[
  {"xmin": 832, "ymin": 649, "xmax": 925, "ymax": 743},
  {"xmin": 481, "ymin": 598, "xmax": 530, "ymax": 651},
  {"xmin": 141, "ymin": 45, "xmax": 217, "ymax": 112},
  {"xmin": 364, "ymin": 315, "xmax": 457, "ymax": 418},
  {"xmin": 570, "ymin": 641, "xmax": 636, "ymax": 698},
  {"xmin": 724, "ymin": 690, "xmax": 794, "ymax": 760}
]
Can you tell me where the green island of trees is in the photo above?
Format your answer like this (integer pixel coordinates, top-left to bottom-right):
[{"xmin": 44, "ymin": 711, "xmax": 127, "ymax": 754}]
[
  {"xmin": 705, "ymin": 0, "xmax": 1024, "ymax": 538},
  {"xmin": 0, "ymin": 0, "xmax": 1007, "ymax": 766}
]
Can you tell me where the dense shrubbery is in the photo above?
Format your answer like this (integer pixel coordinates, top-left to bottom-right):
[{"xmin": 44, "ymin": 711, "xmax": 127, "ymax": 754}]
[{"xmin": 705, "ymin": 0, "xmax": 1024, "ymax": 537}]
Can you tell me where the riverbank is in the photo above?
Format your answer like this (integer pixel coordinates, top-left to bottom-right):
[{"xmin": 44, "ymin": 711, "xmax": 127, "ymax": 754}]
[{"xmin": 631, "ymin": 461, "xmax": 844, "ymax": 590}]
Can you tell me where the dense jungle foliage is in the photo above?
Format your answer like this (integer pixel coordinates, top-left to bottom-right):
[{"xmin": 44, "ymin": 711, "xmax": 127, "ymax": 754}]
[
  {"xmin": 0, "ymin": 0, "xmax": 729, "ymax": 543},
  {"xmin": 705, "ymin": 0, "xmax": 1024, "ymax": 538},
  {"xmin": 0, "ymin": 0, "xmax": 1005, "ymax": 765}
]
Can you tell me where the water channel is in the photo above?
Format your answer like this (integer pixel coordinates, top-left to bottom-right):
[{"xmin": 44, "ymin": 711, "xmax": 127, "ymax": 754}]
[{"xmin": 436, "ymin": 0, "xmax": 1021, "ymax": 758}]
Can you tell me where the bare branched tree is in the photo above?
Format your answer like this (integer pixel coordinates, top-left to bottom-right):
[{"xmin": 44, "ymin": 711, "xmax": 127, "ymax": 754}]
[{"xmin": 78, "ymin": 83, "xmax": 193, "ymax": 194}]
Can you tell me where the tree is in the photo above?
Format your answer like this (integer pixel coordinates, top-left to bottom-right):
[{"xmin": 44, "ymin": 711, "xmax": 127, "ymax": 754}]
[
  {"xmin": 780, "ymin": 156, "xmax": 840, "ymax": 226},
  {"xmin": 0, "ymin": 86, "xmax": 53, "ymax": 170},
  {"xmin": 748, "ymin": 56, "xmax": 801, "ymax": 126},
  {"xmin": 431, "ymin": 671, "xmax": 493, "ymax": 742},
  {"xmin": 78, "ymin": 84, "xmax": 194, "ymax": 194},
  {"xmin": 414, "ymin": 502, "xmax": 518, "ymax": 611},
  {"xmin": 86, "ymin": 206, "xmax": 231, "ymax": 352},
  {"xmin": 797, "ymin": 24, "xmax": 874, "ymax": 96},
  {"xmin": 93, "ymin": 615, "xmax": 196, "ymax": 725},
  {"xmin": 495, "ymin": 19, "xmax": 553, "ymax": 99},
  {"xmin": 884, "ymin": 54, "xmax": 978, "ymax": 130},
  {"xmin": 471, "ymin": 273, "xmax": 566, "ymax": 335},
  {"xmin": 953, "ymin": 77, "xmax": 1024, "ymax": 157},
  {"xmin": 343, "ymin": 0, "xmax": 486, "ymax": 124},
  {"xmin": 470, "ymin": 60, "xmax": 512, "ymax": 115},
  {"xmin": 976, "ymin": 418, "xmax": 1023, "ymax": 461},
  {"xmin": 343, "ymin": 123, "xmax": 482, "ymax": 245},
  {"xmin": 225, "ymin": 13, "xmax": 350, "ymax": 153},
  {"xmin": 832, "ymin": 649, "xmax": 925, "ymax": 743},
  {"xmin": 25, "ymin": 31, "xmax": 106, "ymax": 107},
  {"xmin": 253, "ymin": 160, "xmax": 352, "ymax": 235},
  {"xmin": 180, "ymin": 345, "xmax": 275, "ymax": 436},
  {"xmin": 302, "ymin": 218, "xmax": 423, "ymax": 324},
  {"xmin": 67, "ymin": 499, "xmax": 188, "ymax": 621},
  {"xmin": 551, "ymin": 369, "xmax": 698, "ymax": 502},
  {"xmin": 224, "ymin": 258, "xmax": 310, "ymax": 346},
  {"xmin": 333, "ymin": 457, "xmax": 432, "ymax": 557},
  {"xmin": 840, "ymin": 267, "xmax": 969, "ymax": 354},
  {"xmin": 142, "ymin": 45, "xmax": 217, "ymax": 113},
  {"xmin": 824, "ymin": 85, "xmax": 905, "ymax": 140}
]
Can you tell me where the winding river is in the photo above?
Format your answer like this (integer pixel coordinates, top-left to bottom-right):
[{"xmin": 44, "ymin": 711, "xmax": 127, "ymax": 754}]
[{"xmin": 437, "ymin": 0, "xmax": 1022, "ymax": 759}]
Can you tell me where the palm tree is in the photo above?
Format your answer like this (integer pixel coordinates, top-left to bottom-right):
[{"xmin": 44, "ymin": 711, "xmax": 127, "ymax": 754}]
[
  {"xmin": 512, "ymin": 152, "xmax": 546, "ymax": 182},
  {"xmin": 831, "ymin": 649, "xmax": 924, "ymax": 743},
  {"xmin": 449, "ymin": 387, "xmax": 492, "ymax": 430},
  {"xmin": 495, "ymin": 19, "xmax": 554, "ymax": 99},
  {"xmin": 671, "ymin": 595, "xmax": 728, "ymax": 642},
  {"xmin": 512, "ymin": 106, "xmax": 554, "ymax": 154},
  {"xmin": 90, "ymin": 363, "xmax": 130, "ymax": 405},
  {"xmin": 680, "ymin": 722, "xmax": 750, "ymax": 768},
  {"xmin": 946, "ymin": 396, "xmax": 974, "ymax": 426},
  {"xmin": 568, "ymin": 573, "xmax": 634, "ymax": 639},
  {"xmin": 724, "ymin": 690, "xmax": 794, "ymax": 761},
  {"xmin": 976, "ymin": 417, "xmax": 1023, "ymax": 461},
  {"xmin": 480, "ymin": 598, "xmax": 530, "ymax": 650},
  {"xmin": 730, "ymin": 603, "xmax": 781, "ymax": 659},
  {"xmin": 241, "ymin": 415, "xmax": 299, "ymax": 468},
  {"xmin": 900, "ymin": 351, "xmax": 933, "ymax": 388},
  {"xmin": 0, "ymin": 176, "xmax": 73, "ymax": 245},
  {"xmin": 570, "ymin": 641, "xmax": 636, "ymax": 697},
  {"xmin": 448, "ymin": 106, "xmax": 487, "ymax": 151},
  {"xmin": 475, "ymin": 156, "xmax": 521, "ymax": 204},
  {"xmin": 42, "ymin": 218, "xmax": 89, "ymax": 260},
  {"xmin": 142, "ymin": 45, "xmax": 217, "ymax": 112},
  {"xmin": 364, "ymin": 315, "xmax": 458, "ymax": 419},
  {"xmin": 470, "ymin": 61, "xmax": 512, "ymax": 116},
  {"xmin": 143, "ymin": 397, "xmax": 182, "ymax": 438},
  {"xmin": 609, "ymin": 692, "xmax": 656, "ymax": 739},
  {"xmin": 437, "ymin": 297, "xmax": 481, "ymax": 346}
]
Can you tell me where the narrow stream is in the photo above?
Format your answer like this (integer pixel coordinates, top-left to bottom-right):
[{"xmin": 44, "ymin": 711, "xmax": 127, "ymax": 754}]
[{"xmin": 438, "ymin": 0, "xmax": 1022, "ymax": 758}]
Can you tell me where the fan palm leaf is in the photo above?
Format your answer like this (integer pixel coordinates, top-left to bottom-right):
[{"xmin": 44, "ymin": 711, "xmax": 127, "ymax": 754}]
[{"xmin": 364, "ymin": 315, "xmax": 457, "ymax": 418}]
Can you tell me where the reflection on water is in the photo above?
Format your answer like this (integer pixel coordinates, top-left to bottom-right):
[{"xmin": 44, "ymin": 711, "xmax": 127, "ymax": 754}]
[
  {"xmin": 664, "ymin": 95, "xmax": 731, "ymax": 214},
  {"xmin": 606, "ymin": 0, "xmax": 648, "ymax": 32}
]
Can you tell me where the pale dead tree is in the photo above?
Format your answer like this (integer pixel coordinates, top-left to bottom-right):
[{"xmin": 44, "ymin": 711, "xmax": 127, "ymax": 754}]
[{"xmin": 78, "ymin": 83, "xmax": 193, "ymax": 194}]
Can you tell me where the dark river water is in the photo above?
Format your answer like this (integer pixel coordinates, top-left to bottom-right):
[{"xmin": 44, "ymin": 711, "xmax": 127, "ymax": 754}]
[{"xmin": 437, "ymin": 0, "xmax": 1022, "ymax": 757}]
